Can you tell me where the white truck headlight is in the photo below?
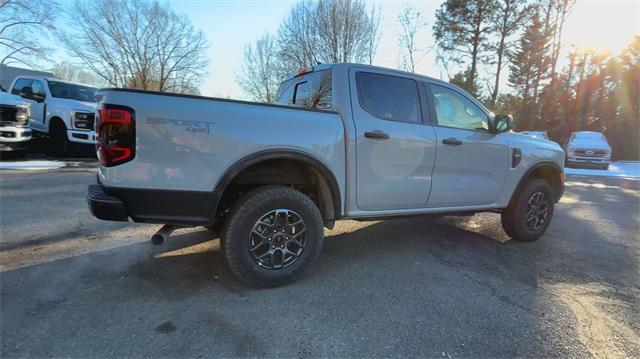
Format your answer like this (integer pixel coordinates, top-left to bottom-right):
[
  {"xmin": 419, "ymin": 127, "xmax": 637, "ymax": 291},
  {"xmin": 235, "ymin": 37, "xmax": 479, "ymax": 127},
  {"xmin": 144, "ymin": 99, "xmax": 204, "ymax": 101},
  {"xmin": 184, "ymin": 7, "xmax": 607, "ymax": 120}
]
[
  {"xmin": 72, "ymin": 111, "xmax": 95, "ymax": 130},
  {"xmin": 15, "ymin": 105, "xmax": 29, "ymax": 125}
]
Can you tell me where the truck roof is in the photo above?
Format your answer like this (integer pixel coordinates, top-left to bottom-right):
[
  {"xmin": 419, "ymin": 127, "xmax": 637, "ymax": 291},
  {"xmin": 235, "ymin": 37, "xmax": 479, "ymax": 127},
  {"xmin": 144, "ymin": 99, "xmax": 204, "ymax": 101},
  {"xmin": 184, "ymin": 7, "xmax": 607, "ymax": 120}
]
[
  {"xmin": 13, "ymin": 75, "xmax": 97, "ymax": 89},
  {"xmin": 283, "ymin": 63, "xmax": 448, "ymax": 86}
]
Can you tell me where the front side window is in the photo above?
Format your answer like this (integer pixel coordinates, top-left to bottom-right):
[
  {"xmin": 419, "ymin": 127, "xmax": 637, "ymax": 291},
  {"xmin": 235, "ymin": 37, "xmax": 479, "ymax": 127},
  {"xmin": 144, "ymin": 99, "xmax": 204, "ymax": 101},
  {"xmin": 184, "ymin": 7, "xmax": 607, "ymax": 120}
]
[
  {"xmin": 48, "ymin": 81, "xmax": 97, "ymax": 102},
  {"xmin": 356, "ymin": 72, "xmax": 421, "ymax": 123},
  {"xmin": 430, "ymin": 84, "xmax": 489, "ymax": 131},
  {"xmin": 11, "ymin": 78, "xmax": 32, "ymax": 95},
  {"xmin": 276, "ymin": 70, "xmax": 332, "ymax": 110},
  {"xmin": 31, "ymin": 80, "xmax": 46, "ymax": 97}
]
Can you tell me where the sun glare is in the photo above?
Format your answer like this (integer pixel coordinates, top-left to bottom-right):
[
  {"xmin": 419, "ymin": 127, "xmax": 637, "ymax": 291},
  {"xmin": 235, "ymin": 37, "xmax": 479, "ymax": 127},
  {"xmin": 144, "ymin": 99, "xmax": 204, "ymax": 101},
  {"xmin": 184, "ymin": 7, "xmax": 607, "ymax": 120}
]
[{"xmin": 562, "ymin": 0, "xmax": 640, "ymax": 54}]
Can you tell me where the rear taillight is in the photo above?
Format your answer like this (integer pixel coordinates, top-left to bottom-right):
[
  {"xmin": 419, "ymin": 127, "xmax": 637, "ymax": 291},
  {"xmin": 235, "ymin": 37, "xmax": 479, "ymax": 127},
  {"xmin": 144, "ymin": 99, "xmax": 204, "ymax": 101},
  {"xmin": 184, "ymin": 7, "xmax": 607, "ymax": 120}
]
[{"xmin": 97, "ymin": 104, "xmax": 135, "ymax": 167}]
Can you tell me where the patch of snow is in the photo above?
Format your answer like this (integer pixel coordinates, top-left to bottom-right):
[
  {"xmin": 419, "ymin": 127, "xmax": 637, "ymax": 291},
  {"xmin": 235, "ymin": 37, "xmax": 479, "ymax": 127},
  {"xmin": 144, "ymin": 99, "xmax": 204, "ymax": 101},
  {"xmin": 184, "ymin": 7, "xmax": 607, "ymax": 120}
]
[
  {"xmin": 0, "ymin": 160, "xmax": 65, "ymax": 171},
  {"xmin": 565, "ymin": 161, "xmax": 640, "ymax": 180}
]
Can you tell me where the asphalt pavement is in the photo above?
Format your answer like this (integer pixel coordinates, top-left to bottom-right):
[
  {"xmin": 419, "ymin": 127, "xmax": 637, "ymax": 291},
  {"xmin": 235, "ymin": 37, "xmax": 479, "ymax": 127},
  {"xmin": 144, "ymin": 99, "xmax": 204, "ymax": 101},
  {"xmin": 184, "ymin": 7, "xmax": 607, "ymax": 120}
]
[{"xmin": 0, "ymin": 159, "xmax": 638, "ymax": 358}]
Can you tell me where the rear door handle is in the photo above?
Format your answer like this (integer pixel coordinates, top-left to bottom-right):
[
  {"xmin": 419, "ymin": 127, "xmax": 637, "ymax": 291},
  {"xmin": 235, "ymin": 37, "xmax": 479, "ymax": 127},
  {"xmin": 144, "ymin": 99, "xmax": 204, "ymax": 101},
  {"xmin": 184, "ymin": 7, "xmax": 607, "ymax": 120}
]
[
  {"xmin": 364, "ymin": 131, "xmax": 390, "ymax": 140},
  {"xmin": 442, "ymin": 138, "xmax": 463, "ymax": 146}
]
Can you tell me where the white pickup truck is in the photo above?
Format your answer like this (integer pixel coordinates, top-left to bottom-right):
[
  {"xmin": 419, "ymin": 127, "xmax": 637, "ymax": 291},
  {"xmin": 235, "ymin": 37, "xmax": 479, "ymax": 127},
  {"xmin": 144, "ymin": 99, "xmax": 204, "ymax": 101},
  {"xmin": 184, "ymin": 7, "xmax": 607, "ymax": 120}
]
[
  {"xmin": 564, "ymin": 131, "xmax": 612, "ymax": 170},
  {"xmin": 10, "ymin": 76, "xmax": 97, "ymax": 154},
  {"xmin": 88, "ymin": 64, "xmax": 565, "ymax": 287},
  {"xmin": 0, "ymin": 91, "xmax": 31, "ymax": 155}
]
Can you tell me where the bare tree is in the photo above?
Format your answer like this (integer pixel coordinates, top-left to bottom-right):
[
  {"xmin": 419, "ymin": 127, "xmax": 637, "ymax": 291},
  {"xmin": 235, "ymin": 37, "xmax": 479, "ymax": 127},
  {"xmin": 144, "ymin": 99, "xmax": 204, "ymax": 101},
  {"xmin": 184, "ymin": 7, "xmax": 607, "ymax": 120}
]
[
  {"xmin": 50, "ymin": 61, "xmax": 108, "ymax": 87},
  {"xmin": 365, "ymin": 6, "xmax": 382, "ymax": 65},
  {"xmin": 0, "ymin": 0, "xmax": 58, "ymax": 67},
  {"xmin": 236, "ymin": 34, "xmax": 284, "ymax": 103},
  {"xmin": 278, "ymin": 0, "xmax": 381, "ymax": 70},
  {"xmin": 397, "ymin": 5, "xmax": 428, "ymax": 73},
  {"xmin": 58, "ymin": 0, "xmax": 209, "ymax": 94}
]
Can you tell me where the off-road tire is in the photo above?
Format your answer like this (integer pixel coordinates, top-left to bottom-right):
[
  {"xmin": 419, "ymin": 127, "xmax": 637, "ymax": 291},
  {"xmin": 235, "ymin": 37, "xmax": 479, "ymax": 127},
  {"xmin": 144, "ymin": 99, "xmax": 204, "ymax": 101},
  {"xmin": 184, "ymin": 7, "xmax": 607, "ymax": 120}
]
[
  {"xmin": 222, "ymin": 185, "xmax": 324, "ymax": 287},
  {"xmin": 501, "ymin": 178, "xmax": 555, "ymax": 242}
]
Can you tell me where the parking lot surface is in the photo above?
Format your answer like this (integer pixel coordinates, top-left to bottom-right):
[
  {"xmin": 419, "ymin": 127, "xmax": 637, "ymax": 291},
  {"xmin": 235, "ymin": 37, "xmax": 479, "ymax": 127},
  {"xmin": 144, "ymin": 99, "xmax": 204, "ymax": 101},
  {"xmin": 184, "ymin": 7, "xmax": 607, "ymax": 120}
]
[{"xmin": 1, "ymin": 161, "xmax": 639, "ymax": 357}]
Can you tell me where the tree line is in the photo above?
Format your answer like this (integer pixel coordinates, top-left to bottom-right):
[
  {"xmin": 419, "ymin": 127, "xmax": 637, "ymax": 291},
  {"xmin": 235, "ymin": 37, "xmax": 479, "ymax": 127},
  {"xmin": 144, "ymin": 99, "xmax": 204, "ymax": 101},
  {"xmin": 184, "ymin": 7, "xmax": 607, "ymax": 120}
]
[
  {"xmin": 434, "ymin": 0, "xmax": 637, "ymax": 160},
  {"xmin": 236, "ymin": 0, "xmax": 381, "ymax": 103},
  {"xmin": 238, "ymin": 0, "xmax": 638, "ymax": 160},
  {"xmin": 1, "ymin": 0, "xmax": 209, "ymax": 94}
]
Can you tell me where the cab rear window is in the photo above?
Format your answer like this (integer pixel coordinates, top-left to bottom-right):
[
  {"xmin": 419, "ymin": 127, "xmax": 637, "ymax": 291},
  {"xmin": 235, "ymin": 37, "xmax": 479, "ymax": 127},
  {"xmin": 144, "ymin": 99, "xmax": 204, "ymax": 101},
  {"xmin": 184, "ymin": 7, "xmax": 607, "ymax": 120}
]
[{"xmin": 276, "ymin": 70, "xmax": 332, "ymax": 110}]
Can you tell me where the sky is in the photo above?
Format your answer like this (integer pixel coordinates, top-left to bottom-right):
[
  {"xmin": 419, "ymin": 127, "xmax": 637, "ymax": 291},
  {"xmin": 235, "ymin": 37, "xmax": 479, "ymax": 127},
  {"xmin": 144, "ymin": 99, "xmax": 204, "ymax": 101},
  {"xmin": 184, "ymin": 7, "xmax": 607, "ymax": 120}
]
[
  {"xmin": 162, "ymin": 0, "xmax": 442, "ymax": 98},
  {"xmin": 45, "ymin": 0, "xmax": 640, "ymax": 99}
]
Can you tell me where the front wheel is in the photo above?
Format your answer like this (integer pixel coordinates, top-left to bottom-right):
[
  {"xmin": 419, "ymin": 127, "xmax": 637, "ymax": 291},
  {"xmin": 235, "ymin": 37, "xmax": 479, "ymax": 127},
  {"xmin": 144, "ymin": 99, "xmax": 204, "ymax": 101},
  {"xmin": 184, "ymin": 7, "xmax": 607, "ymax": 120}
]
[
  {"xmin": 501, "ymin": 179, "xmax": 555, "ymax": 242},
  {"xmin": 50, "ymin": 121, "xmax": 70, "ymax": 157},
  {"xmin": 222, "ymin": 185, "xmax": 324, "ymax": 287}
]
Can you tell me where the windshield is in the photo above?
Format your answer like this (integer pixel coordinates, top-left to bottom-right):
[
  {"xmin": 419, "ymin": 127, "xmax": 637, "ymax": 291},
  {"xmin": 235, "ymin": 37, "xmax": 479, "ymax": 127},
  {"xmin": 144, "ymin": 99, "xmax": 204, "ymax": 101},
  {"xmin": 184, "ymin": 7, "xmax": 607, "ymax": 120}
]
[
  {"xmin": 574, "ymin": 132, "xmax": 604, "ymax": 140},
  {"xmin": 525, "ymin": 132, "xmax": 548, "ymax": 139},
  {"xmin": 48, "ymin": 81, "xmax": 97, "ymax": 102}
]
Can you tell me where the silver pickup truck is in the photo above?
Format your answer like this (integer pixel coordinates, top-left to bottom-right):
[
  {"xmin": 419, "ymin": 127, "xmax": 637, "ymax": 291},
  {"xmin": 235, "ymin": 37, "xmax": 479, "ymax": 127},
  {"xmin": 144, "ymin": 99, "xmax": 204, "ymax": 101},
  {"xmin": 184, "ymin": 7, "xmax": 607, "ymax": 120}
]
[{"xmin": 88, "ymin": 63, "xmax": 565, "ymax": 287}]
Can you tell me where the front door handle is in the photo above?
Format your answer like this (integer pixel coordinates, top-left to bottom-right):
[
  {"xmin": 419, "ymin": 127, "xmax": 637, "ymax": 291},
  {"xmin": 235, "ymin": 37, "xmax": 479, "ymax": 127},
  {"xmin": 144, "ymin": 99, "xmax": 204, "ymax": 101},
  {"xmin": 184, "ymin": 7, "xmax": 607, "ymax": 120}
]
[
  {"xmin": 364, "ymin": 131, "xmax": 390, "ymax": 140},
  {"xmin": 442, "ymin": 138, "xmax": 463, "ymax": 146}
]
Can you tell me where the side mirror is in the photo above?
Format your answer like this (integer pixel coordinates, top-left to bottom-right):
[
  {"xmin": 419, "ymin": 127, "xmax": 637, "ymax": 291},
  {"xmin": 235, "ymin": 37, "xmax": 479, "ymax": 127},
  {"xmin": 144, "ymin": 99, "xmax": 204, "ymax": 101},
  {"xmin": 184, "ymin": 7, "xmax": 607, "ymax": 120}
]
[
  {"xmin": 19, "ymin": 86, "xmax": 34, "ymax": 100},
  {"xmin": 494, "ymin": 114, "xmax": 514, "ymax": 133}
]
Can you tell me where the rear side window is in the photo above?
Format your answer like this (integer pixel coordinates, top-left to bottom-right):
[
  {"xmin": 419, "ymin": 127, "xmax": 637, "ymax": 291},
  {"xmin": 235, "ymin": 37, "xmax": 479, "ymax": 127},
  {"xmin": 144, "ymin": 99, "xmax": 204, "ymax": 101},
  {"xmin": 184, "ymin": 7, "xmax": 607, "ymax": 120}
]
[
  {"xmin": 356, "ymin": 72, "xmax": 421, "ymax": 123},
  {"xmin": 11, "ymin": 78, "xmax": 32, "ymax": 95},
  {"xmin": 276, "ymin": 70, "xmax": 332, "ymax": 110},
  {"xmin": 293, "ymin": 82, "xmax": 311, "ymax": 105}
]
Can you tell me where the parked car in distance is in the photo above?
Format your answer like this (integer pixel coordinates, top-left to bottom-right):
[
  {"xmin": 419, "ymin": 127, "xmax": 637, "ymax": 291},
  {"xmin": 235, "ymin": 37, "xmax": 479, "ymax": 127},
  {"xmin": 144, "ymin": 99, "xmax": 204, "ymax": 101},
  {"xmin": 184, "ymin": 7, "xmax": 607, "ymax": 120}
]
[
  {"xmin": 520, "ymin": 131, "xmax": 549, "ymax": 140},
  {"xmin": 88, "ymin": 63, "xmax": 565, "ymax": 287},
  {"xmin": 0, "ymin": 90, "xmax": 32, "ymax": 157},
  {"xmin": 565, "ymin": 131, "xmax": 611, "ymax": 170},
  {"xmin": 9, "ymin": 76, "xmax": 97, "ymax": 154}
]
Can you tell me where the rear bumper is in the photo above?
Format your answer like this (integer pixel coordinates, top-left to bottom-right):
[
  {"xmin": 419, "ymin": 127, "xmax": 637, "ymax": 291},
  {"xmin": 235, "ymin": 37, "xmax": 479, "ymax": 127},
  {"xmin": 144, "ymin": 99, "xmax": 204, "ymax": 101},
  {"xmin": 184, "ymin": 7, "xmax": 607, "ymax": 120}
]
[
  {"xmin": 87, "ymin": 184, "xmax": 221, "ymax": 226},
  {"xmin": 87, "ymin": 184, "xmax": 129, "ymax": 221}
]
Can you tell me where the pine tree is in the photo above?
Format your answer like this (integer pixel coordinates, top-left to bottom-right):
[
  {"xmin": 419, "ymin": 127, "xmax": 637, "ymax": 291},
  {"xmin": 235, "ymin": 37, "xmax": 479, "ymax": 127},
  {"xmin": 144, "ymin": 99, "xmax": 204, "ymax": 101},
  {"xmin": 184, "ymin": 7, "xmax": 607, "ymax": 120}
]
[
  {"xmin": 488, "ymin": 0, "xmax": 532, "ymax": 107},
  {"xmin": 433, "ymin": 0, "xmax": 497, "ymax": 97},
  {"xmin": 508, "ymin": 12, "xmax": 550, "ymax": 129}
]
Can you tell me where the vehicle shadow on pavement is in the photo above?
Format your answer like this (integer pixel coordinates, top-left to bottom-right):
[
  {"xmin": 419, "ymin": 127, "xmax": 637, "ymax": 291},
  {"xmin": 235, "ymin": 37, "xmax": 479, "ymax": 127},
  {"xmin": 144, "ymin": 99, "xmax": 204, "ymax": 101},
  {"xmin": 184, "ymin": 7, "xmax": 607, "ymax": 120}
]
[{"xmin": 1, "ymin": 206, "xmax": 638, "ymax": 357}]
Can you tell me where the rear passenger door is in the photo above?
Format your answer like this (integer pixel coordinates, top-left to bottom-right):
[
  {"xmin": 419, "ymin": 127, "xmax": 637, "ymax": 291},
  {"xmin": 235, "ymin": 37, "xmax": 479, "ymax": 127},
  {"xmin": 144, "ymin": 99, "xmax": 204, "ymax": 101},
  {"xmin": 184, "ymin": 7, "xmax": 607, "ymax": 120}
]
[
  {"xmin": 425, "ymin": 83, "xmax": 509, "ymax": 207},
  {"xmin": 350, "ymin": 69, "xmax": 437, "ymax": 210}
]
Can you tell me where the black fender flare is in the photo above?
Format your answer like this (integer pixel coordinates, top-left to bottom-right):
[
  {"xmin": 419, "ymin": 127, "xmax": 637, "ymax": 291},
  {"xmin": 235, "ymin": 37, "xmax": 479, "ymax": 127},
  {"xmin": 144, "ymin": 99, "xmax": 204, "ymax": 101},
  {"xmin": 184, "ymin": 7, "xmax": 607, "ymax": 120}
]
[
  {"xmin": 214, "ymin": 149, "xmax": 342, "ymax": 218},
  {"xmin": 511, "ymin": 161, "xmax": 564, "ymax": 204}
]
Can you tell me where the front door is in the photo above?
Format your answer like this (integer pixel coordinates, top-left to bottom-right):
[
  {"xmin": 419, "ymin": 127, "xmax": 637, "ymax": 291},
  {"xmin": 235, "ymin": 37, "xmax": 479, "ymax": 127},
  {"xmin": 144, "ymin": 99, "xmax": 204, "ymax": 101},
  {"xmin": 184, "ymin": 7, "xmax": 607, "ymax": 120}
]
[
  {"xmin": 11, "ymin": 78, "xmax": 45, "ymax": 131},
  {"xmin": 426, "ymin": 83, "xmax": 509, "ymax": 207},
  {"xmin": 351, "ymin": 69, "xmax": 437, "ymax": 210},
  {"xmin": 28, "ymin": 80, "xmax": 47, "ymax": 131}
]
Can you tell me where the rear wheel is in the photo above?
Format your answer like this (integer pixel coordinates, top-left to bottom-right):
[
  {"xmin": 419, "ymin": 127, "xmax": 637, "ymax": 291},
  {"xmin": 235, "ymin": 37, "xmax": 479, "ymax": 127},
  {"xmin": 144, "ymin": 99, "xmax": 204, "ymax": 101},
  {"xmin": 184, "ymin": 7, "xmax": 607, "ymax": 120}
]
[
  {"xmin": 501, "ymin": 179, "xmax": 555, "ymax": 242},
  {"xmin": 50, "ymin": 120, "xmax": 69, "ymax": 157},
  {"xmin": 222, "ymin": 185, "xmax": 324, "ymax": 287}
]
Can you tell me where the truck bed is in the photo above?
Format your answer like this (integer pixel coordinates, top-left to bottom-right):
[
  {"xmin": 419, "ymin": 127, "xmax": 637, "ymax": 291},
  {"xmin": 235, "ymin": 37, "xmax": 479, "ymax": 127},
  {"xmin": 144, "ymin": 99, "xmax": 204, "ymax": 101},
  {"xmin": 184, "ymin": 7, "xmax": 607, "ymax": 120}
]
[{"xmin": 95, "ymin": 88, "xmax": 346, "ymax": 223}]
